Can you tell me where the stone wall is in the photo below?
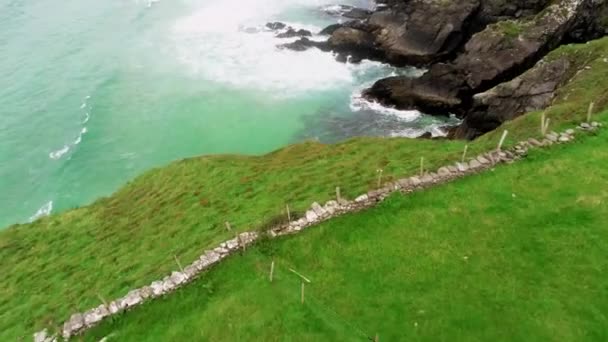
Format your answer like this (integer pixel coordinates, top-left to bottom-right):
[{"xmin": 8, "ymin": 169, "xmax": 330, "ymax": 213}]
[{"xmin": 33, "ymin": 121, "xmax": 603, "ymax": 342}]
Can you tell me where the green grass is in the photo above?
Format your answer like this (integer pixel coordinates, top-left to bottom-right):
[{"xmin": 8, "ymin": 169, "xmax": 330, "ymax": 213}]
[
  {"xmin": 84, "ymin": 115, "xmax": 608, "ymax": 341},
  {"xmin": 1, "ymin": 38, "xmax": 607, "ymax": 340}
]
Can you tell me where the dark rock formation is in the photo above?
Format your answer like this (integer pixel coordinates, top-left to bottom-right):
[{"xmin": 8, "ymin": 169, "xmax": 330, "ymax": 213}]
[
  {"xmin": 278, "ymin": 38, "xmax": 328, "ymax": 52},
  {"xmin": 282, "ymin": 0, "xmax": 606, "ymax": 139},
  {"xmin": 366, "ymin": 0, "xmax": 481, "ymax": 64},
  {"xmin": 266, "ymin": 22, "xmax": 286, "ymax": 31},
  {"xmin": 455, "ymin": 58, "xmax": 573, "ymax": 139},
  {"xmin": 365, "ymin": 0, "xmax": 592, "ymax": 115},
  {"xmin": 276, "ymin": 27, "xmax": 312, "ymax": 38},
  {"xmin": 322, "ymin": 5, "xmax": 372, "ymax": 20}
]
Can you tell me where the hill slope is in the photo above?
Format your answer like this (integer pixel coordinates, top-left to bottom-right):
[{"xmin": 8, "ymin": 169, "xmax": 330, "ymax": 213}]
[
  {"xmin": 1, "ymin": 38, "xmax": 607, "ymax": 340},
  {"xmin": 84, "ymin": 115, "xmax": 608, "ymax": 341}
]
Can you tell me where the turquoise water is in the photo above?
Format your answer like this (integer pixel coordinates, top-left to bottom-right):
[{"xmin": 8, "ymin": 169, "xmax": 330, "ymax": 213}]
[{"xmin": 0, "ymin": 0, "xmax": 451, "ymax": 228}]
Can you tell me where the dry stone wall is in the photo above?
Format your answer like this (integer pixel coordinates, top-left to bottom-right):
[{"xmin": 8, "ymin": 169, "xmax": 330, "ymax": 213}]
[{"xmin": 33, "ymin": 121, "xmax": 603, "ymax": 342}]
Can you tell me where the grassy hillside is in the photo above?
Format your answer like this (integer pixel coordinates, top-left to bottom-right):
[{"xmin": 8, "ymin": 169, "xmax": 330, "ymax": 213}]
[
  {"xmin": 0, "ymin": 38, "xmax": 607, "ymax": 340},
  {"xmin": 84, "ymin": 115, "xmax": 608, "ymax": 341}
]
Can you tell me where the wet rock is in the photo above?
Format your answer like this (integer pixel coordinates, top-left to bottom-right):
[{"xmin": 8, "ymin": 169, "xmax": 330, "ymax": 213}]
[
  {"xmin": 276, "ymin": 27, "xmax": 312, "ymax": 38},
  {"xmin": 266, "ymin": 22, "xmax": 286, "ymax": 31},
  {"xmin": 343, "ymin": 8, "xmax": 372, "ymax": 20}
]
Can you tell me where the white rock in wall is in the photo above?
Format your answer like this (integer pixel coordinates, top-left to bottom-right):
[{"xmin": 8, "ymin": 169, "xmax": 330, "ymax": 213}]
[
  {"xmin": 62, "ymin": 313, "xmax": 84, "ymax": 339},
  {"xmin": 140, "ymin": 286, "xmax": 154, "ymax": 299},
  {"xmin": 34, "ymin": 329, "xmax": 54, "ymax": 342},
  {"xmin": 437, "ymin": 167, "xmax": 451, "ymax": 177},
  {"xmin": 108, "ymin": 300, "xmax": 123, "ymax": 314},
  {"xmin": 409, "ymin": 176, "xmax": 422, "ymax": 186},
  {"xmin": 150, "ymin": 281, "xmax": 164, "ymax": 296},
  {"xmin": 184, "ymin": 265, "xmax": 198, "ymax": 279},
  {"xmin": 397, "ymin": 178, "xmax": 411, "ymax": 188},
  {"xmin": 421, "ymin": 174, "xmax": 434, "ymax": 184},
  {"xmin": 121, "ymin": 289, "xmax": 143, "ymax": 308},
  {"xmin": 161, "ymin": 276, "xmax": 176, "ymax": 292},
  {"xmin": 469, "ymin": 159, "xmax": 482, "ymax": 169},
  {"xmin": 305, "ymin": 209, "xmax": 318, "ymax": 222},
  {"xmin": 456, "ymin": 162, "xmax": 469, "ymax": 172},
  {"xmin": 324, "ymin": 200, "xmax": 339, "ymax": 214},
  {"xmin": 170, "ymin": 271, "xmax": 187, "ymax": 285},
  {"xmin": 527, "ymin": 138, "xmax": 543, "ymax": 147},
  {"xmin": 214, "ymin": 246, "xmax": 229, "ymax": 255},
  {"xmin": 354, "ymin": 194, "xmax": 368, "ymax": 203},
  {"xmin": 225, "ymin": 239, "xmax": 239, "ymax": 250},
  {"xmin": 83, "ymin": 304, "xmax": 109, "ymax": 327},
  {"xmin": 311, "ymin": 202, "xmax": 326, "ymax": 216}
]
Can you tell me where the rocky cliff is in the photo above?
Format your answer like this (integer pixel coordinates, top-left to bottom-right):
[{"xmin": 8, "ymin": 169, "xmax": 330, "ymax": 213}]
[{"xmin": 284, "ymin": 0, "xmax": 607, "ymax": 139}]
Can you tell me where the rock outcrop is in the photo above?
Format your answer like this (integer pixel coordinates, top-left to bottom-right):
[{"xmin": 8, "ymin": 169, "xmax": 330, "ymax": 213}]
[
  {"xmin": 361, "ymin": 0, "xmax": 605, "ymax": 138},
  {"xmin": 279, "ymin": 0, "xmax": 605, "ymax": 139},
  {"xmin": 365, "ymin": 0, "xmax": 590, "ymax": 112},
  {"xmin": 455, "ymin": 58, "xmax": 574, "ymax": 139}
]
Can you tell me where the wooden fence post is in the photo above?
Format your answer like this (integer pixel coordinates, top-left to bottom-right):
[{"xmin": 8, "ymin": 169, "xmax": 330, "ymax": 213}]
[
  {"xmin": 286, "ymin": 204, "xmax": 291, "ymax": 223},
  {"xmin": 497, "ymin": 130, "xmax": 509, "ymax": 151},
  {"xmin": 174, "ymin": 255, "xmax": 184, "ymax": 273},
  {"xmin": 420, "ymin": 157, "xmax": 424, "ymax": 177},
  {"xmin": 269, "ymin": 260, "xmax": 275, "ymax": 282},
  {"xmin": 461, "ymin": 144, "xmax": 468, "ymax": 163},
  {"xmin": 587, "ymin": 102, "xmax": 595, "ymax": 123}
]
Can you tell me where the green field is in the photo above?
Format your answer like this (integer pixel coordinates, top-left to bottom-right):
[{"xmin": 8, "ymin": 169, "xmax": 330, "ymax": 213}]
[
  {"xmin": 84, "ymin": 118, "xmax": 608, "ymax": 341},
  {"xmin": 1, "ymin": 39, "xmax": 607, "ymax": 340}
]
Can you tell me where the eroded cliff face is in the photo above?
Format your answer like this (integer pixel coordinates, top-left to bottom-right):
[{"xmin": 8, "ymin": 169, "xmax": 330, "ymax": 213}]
[{"xmin": 283, "ymin": 0, "xmax": 607, "ymax": 139}]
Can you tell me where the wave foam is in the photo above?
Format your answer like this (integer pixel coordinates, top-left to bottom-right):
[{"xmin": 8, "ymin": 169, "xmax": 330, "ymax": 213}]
[
  {"xmin": 29, "ymin": 201, "xmax": 53, "ymax": 222},
  {"xmin": 170, "ymin": 0, "xmax": 393, "ymax": 95},
  {"xmin": 350, "ymin": 95, "xmax": 422, "ymax": 122},
  {"xmin": 49, "ymin": 96, "xmax": 90, "ymax": 160}
]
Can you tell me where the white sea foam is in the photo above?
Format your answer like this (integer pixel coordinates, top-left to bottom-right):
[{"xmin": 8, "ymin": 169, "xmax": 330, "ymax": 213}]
[
  {"xmin": 170, "ymin": 0, "xmax": 392, "ymax": 95},
  {"xmin": 49, "ymin": 96, "xmax": 90, "ymax": 160},
  {"xmin": 49, "ymin": 145, "xmax": 70, "ymax": 160},
  {"xmin": 350, "ymin": 95, "xmax": 423, "ymax": 122},
  {"xmin": 29, "ymin": 201, "xmax": 53, "ymax": 222}
]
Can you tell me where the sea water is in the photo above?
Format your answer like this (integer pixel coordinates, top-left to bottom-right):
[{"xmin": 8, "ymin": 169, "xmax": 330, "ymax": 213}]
[{"xmin": 0, "ymin": 0, "xmax": 455, "ymax": 227}]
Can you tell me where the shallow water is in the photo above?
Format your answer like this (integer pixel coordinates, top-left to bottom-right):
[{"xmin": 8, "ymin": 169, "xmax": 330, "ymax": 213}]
[{"xmin": 0, "ymin": 0, "xmax": 454, "ymax": 227}]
